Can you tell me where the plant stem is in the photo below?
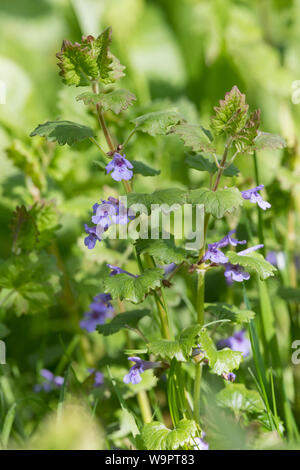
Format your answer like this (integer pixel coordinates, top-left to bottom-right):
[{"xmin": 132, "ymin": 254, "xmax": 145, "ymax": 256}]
[
  {"xmin": 92, "ymin": 82, "xmax": 115, "ymax": 152},
  {"xmin": 212, "ymin": 137, "xmax": 232, "ymax": 191},
  {"xmin": 193, "ymin": 269, "xmax": 205, "ymax": 424},
  {"xmin": 137, "ymin": 390, "xmax": 152, "ymax": 423}
]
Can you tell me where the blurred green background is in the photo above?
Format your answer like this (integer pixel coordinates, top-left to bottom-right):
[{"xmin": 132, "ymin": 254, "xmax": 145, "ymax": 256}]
[{"xmin": 0, "ymin": 0, "xmax": 300, "ymax": 449}]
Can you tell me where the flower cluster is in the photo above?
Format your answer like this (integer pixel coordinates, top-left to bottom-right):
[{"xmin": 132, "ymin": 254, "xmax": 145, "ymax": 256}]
[
  {"xmin": 84, "ymin": 197, "xmax": 134, "ymax": 249},
  {"xmin": 217, "ymin": 330, "xmax": 251, "ymax": 358},
  {"xmin": 123, "ymin": 357, "xmax": 162, "ymax": 385},
  {"xmin": 34, "ymin": 369, "xmax": 64, "ymax": 393},
  {"xmin": 106, "ymin": 153, "xmax": 133, "ymax": 182},
  {"xmin": 80, "ymin": 293, "xmax": 114, "ymax": 332},
  {"xmin": 202, "ymin": 230, "xmax": 263, "ymax": 283}
]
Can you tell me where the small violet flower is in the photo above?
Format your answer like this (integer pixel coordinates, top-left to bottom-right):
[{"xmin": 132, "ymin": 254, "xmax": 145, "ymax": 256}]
[
  {"xmin": 203, "ymin": 230, "xmax": 246, "ymax": 265},
  {"xmin": 123, "ymin": 357, "xmax": 161, "ymax": 385},
  {"xmin": 106, "ymin": 153, "xmax": 133, "ymax": 182},
  {"xmin": 87, "ymin": 368, "xmax": 104, "ymax": 388},
  {"xmin": 34, "ymin": 369, "xmax": 64, "ymax": 393},
  {"xmin": 80, "ymin": 293, "xmax": 114, "ymax": 333},
  {"xmin": 241, "ymin": 185, "xmax": 271, "ymax": 210},
  {"xmin": 192, "ymin": 435, "xmax": 209, "ymax": 451},
  {"xmin": 84, "ymin": 197, "xmax": 134, "ymax": 250},
  {"xmin": 222, "ymin": 372, "xmax": 236, "ymax": 382},
  {"xmin": 217, "ymin": 330, "xmax": 251, "ymax": 358},
  {"xmin": 223, "ymin": 243, "xmax": 264, "ymax": 282},
  {"xmin": 84, "ymin": 224, "xmax": 103, "ymax": 250},
  {"xmin": 107, "ymin": 264, "xmax": 138, "ymax": 278},
  {"xmin": 224, "ymin": 263, "xmax": 250, "ymax": 283}
]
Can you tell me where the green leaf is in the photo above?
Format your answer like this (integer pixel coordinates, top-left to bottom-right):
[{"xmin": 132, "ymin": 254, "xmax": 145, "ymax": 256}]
[
  {"xmin": 131, "ymin": 160, "xmax": 160, "ymax": 177},
  {"xmin": 132, "ymin": 111, "xmax": 182, "ymax": 136},
  {"xmin": 135, "ymin": 238, "xmax": 187, "ymax": 264},
  {"xmin": 56, "ymin": 39, "xmax": 99, "ymax": 86},
  {"xmin": 148, "ymin": 325, "xmax": 202, "ymax": 361},
  {"xmin": 186, "ymin": 154, "xmax": 239, "ymax": 176},
  {"xmin": 205, "ymin": 303, "xmax": 255, "ymax": 324},
  {"xmin": 31, "ymin": 201, "xmax": 60, "ymax": 249},
  {"xmin": 11, "ymin": 206, "xmax": 39, "ymax": 254},
  {"xmin": 227, "ymin": 251, "xmax": 276, "ymax": 281},
  {"xmin": 30, "ymin": 120, "xmax": 95, "ymax": 146},
  {"xmin": 94, "ymin": 27, "xmax": 113, "ymax": 82},
  {"xmin": 104, "ymin": 268, "xmax": 164, "ymax": 304},
  {"xmin": 56, "ymin": 28, "xmax": 124, "ymax": 87},
  {"xmin": 253, "ymin": 132, "xmax": 286, "ymax": 151},
  {"xmin": 217, "ymin": 384, "xmax": 264, "ymax": 415},
  {"xmin": 277, "ymin": 286, "xmax": 300, "ymax": 303},
  {"xmin": 97, "ymin": 309, "xmax": 150, "ymax": 336},
  {"xmin": 171, "ymin": 124, "xmax": 216, "ymax": 154},
  {"xmin": 198, "ymin": 329, "xmax": 243, "ymax": 375},
  {"xmin": 127, "ymin": 188, "xmax": 187, "ymax": 213},
  {"xmin": 211, "ymin": 86, "xmax": 249, "ymax": 135},
  {"xmin": 77, "ymin": 89, "xmax": 136, "ymax": 114},
  {"xmin": 141, "ymin": 419, "xmax": 197, "ymax": 450},
  {"xmin": 0, "ymin": 252, "xmax": 61, "ymax": 315},
  {"xmin": 10, "ymin": 202, "xmax": 60, "ymax": 253},
  {"xmin": 6, "ymin": 141, "xmax": 46, "ymax": 191},
  {"xmin": 188, "ymin": 187, "xmax": 243, "ymax": 218}
]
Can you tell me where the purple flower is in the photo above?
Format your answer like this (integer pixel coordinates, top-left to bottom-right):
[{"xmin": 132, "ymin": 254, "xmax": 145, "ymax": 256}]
[
  {"xmin": 162, "ymin": 263, "xmax": 177, "ymax": 277},
  {"xmin": 203, "ymin": 231, "xmax": 246, "ymax": 265},
  {"xmin": 266, "ymin": 251, "xmax": 286, "ymax": 270},
  {"xmin": 224, "ymin": 263, "xmax": 250, "ymax": 282},
  {"xmin": 34, "ymin": 369, "xmax": 64, "ymax": 393},
  {"xmin": 123, "ymin": 357, "xmax": 161, "ymax": 385},
  {"xmin": 106, "ymin": 153, "xmax": 133, "ymax": 181},
  {"xmin": 241, "ymin": 185, "xmax": 271, "ymax": 210},
  {"xmin": 217, "ymin": 230, "xmax": 246, "ymax": 248},
  {"xmin": 84, "ymin": 224, "xmax": 103, "ymax": 249},
  {"xmin": 84, "ymin": 198, "xmax": 134, "ymax": 250},
  {"xmin": 80, "ymin": 293, "xmax": 114, "ymax": 332},
  {"xmin": 217, "ymin": 330, "xmax": 251, "ymax": 357},
  {"xmin": 222, "ymin": 372, "xmax": 236, "ymax": 382},
  {"xmin": 87, "ymin": 368, "xmax": 104, "ymax": 387},
  {"xmin": 107, "ymin": 264, "xmax": 137, "ymax": 278},
  {"xmin": 203, "ymin": 244, "xmax": 229, "ymax": 264},
  {"xmin": 193, "ymin": 436, "xmax": 209, "ymax": 450},
  {"xmin": 223, "ymin": 244, "xmax": 264, "ymax": 282}
]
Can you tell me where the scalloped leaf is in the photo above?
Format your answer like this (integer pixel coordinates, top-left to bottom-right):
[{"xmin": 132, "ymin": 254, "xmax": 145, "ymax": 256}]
[
  {"xmin": 216, "ymin": 384, "xmax": 264, "ymax": 415},
  {"xmin": 141, "ymin": 419, "xmax": 197, "ymax": 450},
  {"xmin": 186, "ymin": 154, "xmax": 239, "ymax": 176},
  {"xmin": 227, "ymin": 251, "xmax": 276, "ymax": 280},
  {"xmin": 135, "ymin": 238, "xmax": 187, "ymax": 264},
  {"xmin": 148, "ymin": 325, "xmax": 202, "ymax": 361},
  {"xmin": 97, "ymin": 309, "xmax": 150, "ymax": 336},
  {"xmin": 30, "ymin": 121, "xmax": 95, "ymax": 146},
  {"xmin": 198, "ymin": 328, "xmax": 243, "ymax": 375},
  {"xmin": 211, "ymin": 86, "xmax": 248, "ymax": 135},
  {"xmin": 132, "ymin": 111, "xmax": 182, "ymax": 136},
  {"xmin": 171, "ymin": 124, "xmax": 216, "ymax": 154},
  {"xmin": 127, "ymin": 188, "xmax": 187, "ymax": 213},
  {"xmin": 205, "ymin": 303, "xmax": 255, "ymax": 324},
  {"xmin": 77, "ymin": 89, "xmax": 136, "ymax": 114},
  {"xmin": 188, "ymin": 187, "xmax": 243, "ymax": 218},
  {"xmin": 104, "ymin": 268, "xmax": 164, "ymax": 304},
  {"xmin": 253, "ymin": 132, "xmax": 286, "ymax": 151}
]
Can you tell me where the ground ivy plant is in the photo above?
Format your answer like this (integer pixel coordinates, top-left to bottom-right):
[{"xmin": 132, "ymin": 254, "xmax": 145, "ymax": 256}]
[{"xmin": 28, "ymin": 27, "xmax": 287, "ymax": 450}]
